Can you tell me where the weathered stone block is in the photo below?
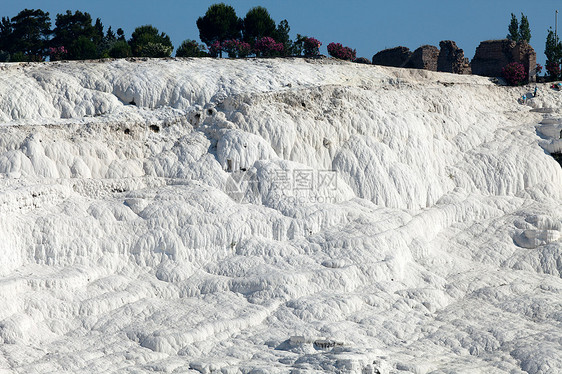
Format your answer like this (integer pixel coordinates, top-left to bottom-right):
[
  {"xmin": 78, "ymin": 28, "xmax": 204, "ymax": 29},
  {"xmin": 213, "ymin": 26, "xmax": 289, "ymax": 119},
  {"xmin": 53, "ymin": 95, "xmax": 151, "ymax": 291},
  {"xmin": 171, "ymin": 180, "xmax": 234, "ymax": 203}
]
[
  {"xmin": 405, "ymin": 45, "xmax": 439, "ymax": 71},
  {"xmin": 471, "ymin": 39, "xmax": 536, "ymax": 82},
  {"xmin": 372, "ymin": 46, "xmax": 412, "ymax": 68},
  {"xmin": 438, "ymin": 40, "xmax": 471, "ymax": 74},
  {"xmin": 354, "ymin": 57, "xmax": 371, "ymax": 64}
]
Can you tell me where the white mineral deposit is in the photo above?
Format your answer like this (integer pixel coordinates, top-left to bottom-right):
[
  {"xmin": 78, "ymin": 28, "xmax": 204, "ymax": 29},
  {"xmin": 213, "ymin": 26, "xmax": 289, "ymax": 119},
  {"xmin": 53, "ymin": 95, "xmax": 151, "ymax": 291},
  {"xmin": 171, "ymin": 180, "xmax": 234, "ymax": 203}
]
[{"xmin": 0, "ymin": 57, "xmax": 560, "ymax": 373}]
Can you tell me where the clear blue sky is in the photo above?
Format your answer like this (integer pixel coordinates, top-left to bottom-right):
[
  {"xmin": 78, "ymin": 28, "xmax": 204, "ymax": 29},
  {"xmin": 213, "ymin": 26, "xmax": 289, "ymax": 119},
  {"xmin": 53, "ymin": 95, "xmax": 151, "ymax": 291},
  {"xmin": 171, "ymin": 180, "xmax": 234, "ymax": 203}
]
[{"xmin": 1, "ymin": 1, "xmax": 560, "ymax": 66}]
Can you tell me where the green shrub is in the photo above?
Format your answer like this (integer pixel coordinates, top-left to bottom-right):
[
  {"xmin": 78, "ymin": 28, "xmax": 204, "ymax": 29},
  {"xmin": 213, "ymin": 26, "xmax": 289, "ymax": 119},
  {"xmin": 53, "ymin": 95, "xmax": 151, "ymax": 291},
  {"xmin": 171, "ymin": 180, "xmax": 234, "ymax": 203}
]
[
  {"xmin": 176, "ymin": 39, "xmax": 208, "ymax": 57},
  {"xmin": 142, "ymin": 42, "xmax": 173, "ymax": 58},
  {"xmin": 10, "ymin": 51, "xmax": 28, "ymax": 62},
  {"xmin": 109, "ymin": 40, "xmax": 132, "ymax": 58},
  {"xmin": 129, "ymin": 25, "xmax": 173, "ymax": 57}
]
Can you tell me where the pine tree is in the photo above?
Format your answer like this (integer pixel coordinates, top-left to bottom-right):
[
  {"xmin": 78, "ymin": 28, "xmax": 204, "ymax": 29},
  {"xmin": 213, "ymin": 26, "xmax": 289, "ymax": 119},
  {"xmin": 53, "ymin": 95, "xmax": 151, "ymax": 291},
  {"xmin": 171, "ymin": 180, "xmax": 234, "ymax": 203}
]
[
  {"xmin": 274, "ymin": 19, "xmax": 291, "ymax": 56},
  {"xmin": 9, "ymin": 9, "xmax": 51, "ymax": 61},
  {"xmin": 519, "ymin": 13, "xmax": 531, "ymax": 43},
  {"xmin": 507, "ymin": 13, "xmax": 519, "ymax": 41},
  {"xmin": 545, "ymin": 29, "xmax": 558, "ymax": 62},
  {"xmin": 243, "ymin": 6, "xmax": 276, "ymax": 44},
  {"xmin": 275, "ymin": 20, "xmax": 289, "ymax": 43},
  {"xmin": 97, "ymin": 25, "xmax": 117, "ymax": 58},
  {"xmin": 0, "ymin": 16, "xmax": 13, "ymax": 54},
  {"xmin": 545, "ymin": 28, "xmax": 562, "ymax": 79},
  {"xmin": 196, "ymin": 3, "xmax": 242, "ymax": 57},
  {"xmin": 106, "ymin": 26, "xmax": 116, "ymax": 42},
  {"xmin": 93, "ymin": 18, "xmax": 104, "ymax": 45},
  {"xmin": 52, "ymin": 10, "xmax": 99, "ymax": 60}
]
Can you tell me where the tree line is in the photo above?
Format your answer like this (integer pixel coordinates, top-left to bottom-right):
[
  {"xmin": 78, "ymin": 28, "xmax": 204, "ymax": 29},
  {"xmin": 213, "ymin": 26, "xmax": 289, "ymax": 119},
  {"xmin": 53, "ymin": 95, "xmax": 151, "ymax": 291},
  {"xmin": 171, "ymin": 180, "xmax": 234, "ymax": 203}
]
[
  {"xmin": 0, "ymin": 9, "xmax": 135, "ymax": 61},
  {"xmin": 3, "ymin": 6, "xmax": 560, "ymax": 82},
  {"xmin": 0, "ymin": 3, "xmax": 344, "ymax": 62},
  {"xmin": 508, "ymin": 11, "xmax": 562, "ymax": 82}
]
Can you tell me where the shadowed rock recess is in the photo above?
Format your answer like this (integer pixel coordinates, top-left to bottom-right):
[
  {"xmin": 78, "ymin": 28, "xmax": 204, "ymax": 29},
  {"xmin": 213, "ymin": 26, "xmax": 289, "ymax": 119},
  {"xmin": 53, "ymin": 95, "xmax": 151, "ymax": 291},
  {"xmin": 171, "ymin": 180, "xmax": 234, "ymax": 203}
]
[{"xmin": 0, "ymin": 58, "xmax": 561, "ymax": 374}]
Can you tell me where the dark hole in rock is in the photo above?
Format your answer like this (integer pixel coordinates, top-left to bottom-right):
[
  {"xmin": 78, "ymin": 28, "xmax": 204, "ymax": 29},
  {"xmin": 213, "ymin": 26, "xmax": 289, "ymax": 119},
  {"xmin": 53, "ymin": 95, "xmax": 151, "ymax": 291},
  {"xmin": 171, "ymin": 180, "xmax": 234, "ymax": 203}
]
[
  {"xmin": 149, "ymin": 125, "xmax": 160, "ymax": 133},
  {"xmin": 191, "ymin": 113, "xmax": 202, "ymax": 126},
  {"xmin": 301, "ymin": 102, "xmax": 306, "ymax": 108},
  {"xmin": 207, "ymin": 109, "xmax": 214, "ymax": 115},
  {"xmin": 129, "ymin": 98, "xmax": 136, "ymax": 106},
  {"xmin": 124, "ymin": 129, "xmax": 130, "ymax": 135},
  {"xmin": 551, "ymin": 152, "xmax": 562, "ymax": 166}
]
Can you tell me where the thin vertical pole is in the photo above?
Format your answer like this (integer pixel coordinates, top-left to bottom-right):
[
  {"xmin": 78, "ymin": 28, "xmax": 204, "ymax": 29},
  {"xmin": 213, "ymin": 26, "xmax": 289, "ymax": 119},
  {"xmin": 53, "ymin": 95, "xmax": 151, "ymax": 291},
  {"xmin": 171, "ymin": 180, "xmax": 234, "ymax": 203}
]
[{"xmin": 554, "ymin": 9, "xmax": 558, "ymax": 43}]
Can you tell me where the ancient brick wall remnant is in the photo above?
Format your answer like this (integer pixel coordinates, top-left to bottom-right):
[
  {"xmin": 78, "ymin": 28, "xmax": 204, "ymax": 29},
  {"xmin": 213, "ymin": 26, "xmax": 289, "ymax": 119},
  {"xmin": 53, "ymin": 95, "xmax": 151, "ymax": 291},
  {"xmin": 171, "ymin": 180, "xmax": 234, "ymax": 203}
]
[
  {"xmin": 405, "ymin": 45, "xmax": 439, "ymax": 71},
  {"xmin": 371, "ymin": 39, "xmax": 535, "ymax": 81},
  {"xmin": 354, "ymin": 57, "xmax": 371, "ymax": 64},
  {"xmin": 471, "ymin": 39, "xmax": 536, "ymax": 82},
  {"xmin": 437, "ymin": 40, "xmax": 471, "ymax": 74},
  {"xmin": 372, "ymin": 46, "xmax": 412, "ymax": 68}
]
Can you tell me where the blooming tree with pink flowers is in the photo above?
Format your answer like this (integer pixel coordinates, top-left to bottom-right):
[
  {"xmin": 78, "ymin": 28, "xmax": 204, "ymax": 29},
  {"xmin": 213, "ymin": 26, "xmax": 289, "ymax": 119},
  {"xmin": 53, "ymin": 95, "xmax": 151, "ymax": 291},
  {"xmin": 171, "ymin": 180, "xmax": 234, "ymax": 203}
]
[
  {"xmin": 502, "ymin": 62, "xmax": 527, "ymax": 86},
  {"xmin": 222, "ymin": 39, "xmax": 252, "ymax": 58},
  {"xmin": 208, "ymin": 41, "xmax": 222, "ymax": 58},
  {"xmin": 303, "ymin": 37, "xmax": 321, "ymax": 56},
  {"xmin": 48, "ymin": 46, "xmax": 68, "ymax": 61},
  {"xmin": 254, "ymin": 36, "xmax": 284, "ymax": 57},
  {"xmin": 327, "ymin": 42, "xmax": 356, "ymax": 61}
]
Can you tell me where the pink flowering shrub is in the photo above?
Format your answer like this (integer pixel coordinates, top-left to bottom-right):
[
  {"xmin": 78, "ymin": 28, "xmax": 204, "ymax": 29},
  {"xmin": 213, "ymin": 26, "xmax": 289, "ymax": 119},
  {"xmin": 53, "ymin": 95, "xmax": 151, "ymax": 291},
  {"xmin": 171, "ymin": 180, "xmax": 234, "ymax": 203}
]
[
  {"xmin": 546, "ymin": 61, "xmax": 560, "ymax": 79},
  {"xmin": 327, "ymin": 42, "xmax": 356, "ymax": 61},
  {"xmin": 255, "ymin": 36, "xmax": 284, "ymax": 57},
  {"xmin": 502, "ymin": 62, "xmax": 526, "ymax": 86},
  {"xmin": 236, "ymin": 40, "xmax": 252, "ymax": 58},
  {"xmin": 536, "ymin": 63, "xmax": 543, "ymax": 75},
  {"xmin": 222, "ymin": 39, "xmax": 252, "ymax": 58},
  {"xmin": 49, "ymin": 46, "xmax": 68, "ymax": 61},
  {"xmin": 303, "ymin": 37, "xmax": 321, "ymax": 56},
  {"xmin": 208, "ymin": 41, "xmax": 222, "ymax": 57}
]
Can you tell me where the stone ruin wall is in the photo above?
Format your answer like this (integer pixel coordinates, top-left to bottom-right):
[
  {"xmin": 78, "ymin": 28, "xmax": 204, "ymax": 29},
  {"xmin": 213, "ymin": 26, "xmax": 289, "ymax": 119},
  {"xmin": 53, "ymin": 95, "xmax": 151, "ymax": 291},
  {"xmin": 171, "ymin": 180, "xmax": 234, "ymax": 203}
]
[
  {"xmin": 471, "ymin": 39, "xmax": 536, "ymax": 82},
  {"xmin": 372, "ymin": 46, "xmax": 412, "ymax": 68},
  {"xmin": 514, "ymin": 41, "xmax": 537, "ymax": 82},
  {"xmin": 372, "ymin": 39, "xmax": 535, "ymax": 81},
  {"xmin": 437, "ymin": 40, "xmax": 471, "ymax": 74},
  {"xmin": 405, "ymin": 45, "xmax": 440, "ymax": 71},
  {"xmin": 372, "ymin": 42, "xmax": 468, "ymax": 74}
]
